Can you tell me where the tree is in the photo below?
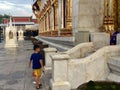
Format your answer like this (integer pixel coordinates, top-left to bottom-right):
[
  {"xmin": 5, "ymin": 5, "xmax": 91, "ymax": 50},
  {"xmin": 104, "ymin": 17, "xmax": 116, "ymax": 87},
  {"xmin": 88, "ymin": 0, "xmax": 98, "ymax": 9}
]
[{"xmin": 0, "ymin": 14, "xmax": 10, "ymax": 24}]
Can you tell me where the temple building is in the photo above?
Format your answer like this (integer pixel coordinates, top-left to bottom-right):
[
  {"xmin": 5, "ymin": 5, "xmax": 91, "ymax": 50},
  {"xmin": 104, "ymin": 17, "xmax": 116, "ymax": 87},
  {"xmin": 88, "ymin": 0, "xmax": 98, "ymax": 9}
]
[
  {"xmin": 33, "ymin": 0, "xmax": 72, "ymax": 37},
  {"xmin": 3, "ymin": 16, "xmax": 38, "ymax": 31},
  {"xmin": 32, "ymin": 0, "xmax": 120, "ymax": 36}
]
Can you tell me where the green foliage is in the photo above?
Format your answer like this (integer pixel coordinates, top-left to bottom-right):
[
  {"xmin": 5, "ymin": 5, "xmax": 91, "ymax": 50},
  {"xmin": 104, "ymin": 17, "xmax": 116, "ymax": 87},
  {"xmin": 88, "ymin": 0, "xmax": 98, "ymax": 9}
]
[
  {"xmin": 0, "ymin": 14, "xmax": 10, "ymax": 24},
  {"xmin": 80, "ymin": 81, "xmax": 119, "ymax": 90}
]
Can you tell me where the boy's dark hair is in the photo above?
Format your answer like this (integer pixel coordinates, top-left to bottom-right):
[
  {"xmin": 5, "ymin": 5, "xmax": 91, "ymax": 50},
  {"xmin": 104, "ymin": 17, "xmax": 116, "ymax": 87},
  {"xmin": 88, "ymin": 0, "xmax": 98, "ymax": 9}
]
[{"xmin": 33, "ymin": 45, "xmax": 40, "ymax": 50}]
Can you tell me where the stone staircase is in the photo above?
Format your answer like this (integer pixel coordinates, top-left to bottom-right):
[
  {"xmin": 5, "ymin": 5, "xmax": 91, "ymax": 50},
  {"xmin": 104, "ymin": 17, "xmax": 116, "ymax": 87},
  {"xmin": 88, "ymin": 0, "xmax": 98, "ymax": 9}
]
[{"xmin": 107, "ymin": 56, "xmax": 120, "ymax": 82}]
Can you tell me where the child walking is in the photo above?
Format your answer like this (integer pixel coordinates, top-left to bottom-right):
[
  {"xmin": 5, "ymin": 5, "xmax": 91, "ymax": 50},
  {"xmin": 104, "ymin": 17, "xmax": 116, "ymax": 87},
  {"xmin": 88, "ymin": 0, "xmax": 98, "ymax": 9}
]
[{"xmin": 29, "ymin": 45, "xmax": 44, "ymax": 89}]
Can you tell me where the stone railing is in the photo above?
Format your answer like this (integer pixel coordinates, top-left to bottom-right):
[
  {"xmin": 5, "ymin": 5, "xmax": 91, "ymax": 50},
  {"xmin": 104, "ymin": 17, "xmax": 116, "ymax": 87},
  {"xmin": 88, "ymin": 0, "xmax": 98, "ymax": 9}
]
[
  {"xmin": 44, "ymin": 42, "xmax": 94, "ymax": 70},
  {"xmin": 50, "ymin": 45, "xmax": 120, "ymax": 90},
  {"xmin": 65, "ymin": 42, "xmax": 94, "ymax": 58}
]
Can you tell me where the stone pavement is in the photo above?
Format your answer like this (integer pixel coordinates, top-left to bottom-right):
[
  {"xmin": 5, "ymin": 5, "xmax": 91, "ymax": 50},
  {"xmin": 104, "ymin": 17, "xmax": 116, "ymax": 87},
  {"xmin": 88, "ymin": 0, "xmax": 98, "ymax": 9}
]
[{"xmin": 0, "ymin": 41, "xmax": 51, "ymax": 90}]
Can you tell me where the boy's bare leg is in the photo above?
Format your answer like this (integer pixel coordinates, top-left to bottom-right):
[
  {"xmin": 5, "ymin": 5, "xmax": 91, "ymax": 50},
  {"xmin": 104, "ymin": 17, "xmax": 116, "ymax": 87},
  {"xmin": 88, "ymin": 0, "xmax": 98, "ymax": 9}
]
[
  {"xmin": 34, "ymin": 76, "xmax": 39, "ymax": 88},
  {"xmin": 38, "ymin": 76, "xmax": 41, "ymax": 85}
]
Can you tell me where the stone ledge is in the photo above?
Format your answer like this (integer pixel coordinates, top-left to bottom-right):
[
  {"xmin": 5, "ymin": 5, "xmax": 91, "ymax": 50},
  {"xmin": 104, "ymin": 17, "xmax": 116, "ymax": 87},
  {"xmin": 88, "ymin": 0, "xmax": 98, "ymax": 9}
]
[
  {"xmin": 44, "ymin": 48, "xmax": 57, "ymax": 52},
  {"xmin": 51, "ymin": 54, "xmax": 70, "ymax": 60}
]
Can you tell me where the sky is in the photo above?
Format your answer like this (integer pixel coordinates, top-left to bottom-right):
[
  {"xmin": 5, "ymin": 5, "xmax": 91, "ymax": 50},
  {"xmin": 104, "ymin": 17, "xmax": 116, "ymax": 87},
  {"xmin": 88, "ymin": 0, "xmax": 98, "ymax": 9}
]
[{"xmin": 0, "ymin": 0, "xmax": 34, "ymax": 16}]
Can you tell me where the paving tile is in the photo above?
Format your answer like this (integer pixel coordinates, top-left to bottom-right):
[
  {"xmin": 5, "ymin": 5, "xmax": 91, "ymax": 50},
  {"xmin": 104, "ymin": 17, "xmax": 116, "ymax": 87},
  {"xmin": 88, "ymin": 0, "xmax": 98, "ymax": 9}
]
[{"xmin": 0, "ymin": 41, "xmax": 50, "ymax": 90}]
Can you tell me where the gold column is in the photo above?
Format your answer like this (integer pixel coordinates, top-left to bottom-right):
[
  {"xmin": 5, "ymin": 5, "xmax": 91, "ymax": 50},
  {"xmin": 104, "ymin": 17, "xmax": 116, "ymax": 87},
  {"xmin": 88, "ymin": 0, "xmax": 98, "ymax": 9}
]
[
  {"xmin": 45, "ymin": 15, "xmax": 47, "ymax": 32},
  {"xmin": 50, "ymin": 7, "xmax": 54, "ymax": 31},
  {"xmin": 66, "ymin": 0, "xmax": 72, "ymax": 28},
  {"xmin": 44, "ymin": 16, "xmax": 46, "ymax": 32},
  {"xmin": 42, "ymin": 19, "xmax": 44, "ymax": 33},
  {"xmin": 104, "ymin": 0, "xmax": 107, "ymax": 16},
  {"xmin": 46, "ymin": 12, "xmax": 49, "ymax": 31},
  {"xmin": 54, "ymin": 1, "xmax": 58, "ymax": 30}
]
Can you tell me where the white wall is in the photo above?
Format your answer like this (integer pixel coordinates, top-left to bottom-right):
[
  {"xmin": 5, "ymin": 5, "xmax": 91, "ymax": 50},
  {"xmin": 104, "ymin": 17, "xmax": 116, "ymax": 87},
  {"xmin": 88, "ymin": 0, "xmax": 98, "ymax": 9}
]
[{"xmin": 72, "ymin": 0, "xmax": 104, "ymax": 35}]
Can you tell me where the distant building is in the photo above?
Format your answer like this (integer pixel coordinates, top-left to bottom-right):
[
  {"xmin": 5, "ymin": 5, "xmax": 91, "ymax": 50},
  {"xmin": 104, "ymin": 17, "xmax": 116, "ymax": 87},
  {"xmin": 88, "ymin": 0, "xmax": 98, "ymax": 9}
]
[
  {"xmin": 0, "ymin": 16, "xmax": 39, "ymax": 38},
  {"xmin": 3, "ymin": 16, "xmax": 38, "ymax": 31}
]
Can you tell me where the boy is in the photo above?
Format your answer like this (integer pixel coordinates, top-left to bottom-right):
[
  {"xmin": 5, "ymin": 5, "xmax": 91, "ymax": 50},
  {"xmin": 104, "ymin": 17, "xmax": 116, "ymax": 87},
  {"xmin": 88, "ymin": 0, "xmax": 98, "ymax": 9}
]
[{"xmin": 29, "ymin": 45, "xmax": 44, "ymax": 89}]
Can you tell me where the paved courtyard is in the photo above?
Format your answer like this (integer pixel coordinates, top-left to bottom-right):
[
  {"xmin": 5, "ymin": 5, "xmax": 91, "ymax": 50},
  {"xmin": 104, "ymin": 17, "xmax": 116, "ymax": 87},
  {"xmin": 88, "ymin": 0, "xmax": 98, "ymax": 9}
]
[{"xmin": 0, "ymin": 40, "xmax": 50, "ymax": 90}]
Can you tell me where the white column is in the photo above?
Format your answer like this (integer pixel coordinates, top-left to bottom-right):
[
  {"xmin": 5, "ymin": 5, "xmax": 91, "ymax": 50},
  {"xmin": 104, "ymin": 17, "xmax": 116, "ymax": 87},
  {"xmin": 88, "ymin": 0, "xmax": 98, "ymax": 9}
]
[
  {"xmin": 50, "ymin": 53, "xmax": 71, "ymax": 90},
  {"xmin": 61, "ymin": 0, "xmax": 64, "ymax": 28}
]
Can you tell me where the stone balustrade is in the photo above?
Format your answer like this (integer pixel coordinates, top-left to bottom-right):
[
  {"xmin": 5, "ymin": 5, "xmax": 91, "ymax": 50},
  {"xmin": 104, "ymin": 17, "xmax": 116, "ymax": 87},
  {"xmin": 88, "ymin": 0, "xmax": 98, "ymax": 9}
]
[
  {"xmin": 50, "ymin": 45, "xmax": 120, "ymax": 90},
  {"xmin": 44, "ymin": 42, "xmax": 94, "ymax": 71},
  {"xmin": 65, "ymin": 42, "xmax": 94, "ymax": 58},
  {"xmin": 50, "ymin": 53, "xmax": 71, "ymax": 90}
]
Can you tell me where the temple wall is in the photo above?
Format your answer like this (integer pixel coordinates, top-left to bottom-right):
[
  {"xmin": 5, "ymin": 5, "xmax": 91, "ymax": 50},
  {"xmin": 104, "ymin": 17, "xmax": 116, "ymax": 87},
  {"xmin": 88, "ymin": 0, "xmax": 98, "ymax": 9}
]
[{"xmin": 72, "ymin": 0, "xmax": 104, "ymax": 35}]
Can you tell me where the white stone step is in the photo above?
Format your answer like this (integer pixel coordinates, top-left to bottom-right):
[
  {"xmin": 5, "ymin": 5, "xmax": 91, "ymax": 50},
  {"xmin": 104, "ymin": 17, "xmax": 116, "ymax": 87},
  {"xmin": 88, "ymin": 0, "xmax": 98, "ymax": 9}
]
[
  {"xmin": 107, "ymin": 73, "xmax": 120, "ymax": 83},
  {"xmin": 108, "ymin": 56, "xmax": 120, "ymax": 75}
]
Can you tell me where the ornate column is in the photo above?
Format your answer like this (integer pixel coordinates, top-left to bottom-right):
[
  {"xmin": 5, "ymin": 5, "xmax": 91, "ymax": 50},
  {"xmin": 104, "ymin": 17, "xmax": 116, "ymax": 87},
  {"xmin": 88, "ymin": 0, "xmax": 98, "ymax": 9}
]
[
  {"xmin": 54, "ymin": 1, "xmax": 58, "ymax": 31},
  {"xmin": 39, "ymin": 20, "xmax": 41, "ymax": 34},
  {"xmin": 48, "ymin": 11, "xmax": 50, "ymax": 31},
  {"xmin": 44, "ymin": 16, "xmax": 46, "ymax": 32},
  {"xmin": 103, "ymin": 0, "xmax": 114, "ymax": 33},
  {"xmin": 104, "ymin": 0, "xmax": 107, "ymax": 16},
  {"xmin": 50, "ymin": 6, "xmax": 55, "ymax": 31},
  {"xmin": 109, "ymin": 0, "xmax": 113, "ymax": 17},
  {"xmin": 46, "ymin": 12, "xmax": 49, "ymax": 31},
  {"xmin": 66, "ymin": 0, "xmax": 72, "ymax": 28},
  {"xmin": 41, "ymin": 19, "xmax": 44, "ymax": 33},
  {"xmin": 58, "ymin": 0, "xmax": 62, "ymax": 36},
  {"xmin": 61, "ymin": 0, "xmax": 64, "ymax": 28},
  {"xmin": 45, "ymin": 15, "xmax": 47, "ymax": 32}
]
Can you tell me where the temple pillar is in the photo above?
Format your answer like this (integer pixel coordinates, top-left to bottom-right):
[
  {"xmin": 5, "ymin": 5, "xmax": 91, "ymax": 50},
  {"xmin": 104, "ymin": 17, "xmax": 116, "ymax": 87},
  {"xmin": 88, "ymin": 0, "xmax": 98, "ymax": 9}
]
[
  {"xmin": 66, "ymin": 0, "xmax": 72, "ymax": 29},
  {"xmin": 50, "ymin": 7, "xmax": 54, "ymax": 31},
  {"xmin": 40, "ymin": 19, "xmax": 43, "ymax": 34},
  {"xmin": 43, "ymin": 16, "xmax": 45, "ymax": 32},
  {"xmin": 46, "ymin": 12, "xmax": 49, "ymax": 31},
  {"xmin": 58, "ymin": 0, "xmax": 62, "ymax": 36},
  {"xmin": 103, "ymin": 0, "xmax": 114, "ymax": 34},
  {"xmin": 54, "ymin": 1, "xmax": 58, "ymax": 31},
  {"xmin": 61, "ymin": 0, "xmax": 64, "ymax": 29},
  {"xmin": 44, "ymin": 15, "xmax": 46, "ymax": 32}
]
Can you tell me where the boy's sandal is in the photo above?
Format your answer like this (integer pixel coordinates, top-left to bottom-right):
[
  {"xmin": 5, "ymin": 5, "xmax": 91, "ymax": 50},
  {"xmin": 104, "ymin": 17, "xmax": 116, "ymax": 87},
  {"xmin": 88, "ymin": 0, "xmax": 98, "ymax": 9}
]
[
  {"xmin": 39, "ymin": 84, "xmax": 42, "ymax": 87},
  {"xmin": 36, "ymin": 86, "xmax": 40, "ymax": 89}
]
